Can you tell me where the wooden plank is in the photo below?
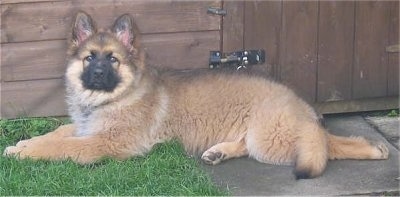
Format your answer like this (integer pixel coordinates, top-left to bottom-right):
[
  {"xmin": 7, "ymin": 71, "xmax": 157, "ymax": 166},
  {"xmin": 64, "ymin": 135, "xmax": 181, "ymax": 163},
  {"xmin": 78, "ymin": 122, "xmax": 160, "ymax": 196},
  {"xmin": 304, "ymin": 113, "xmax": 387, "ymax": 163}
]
[
  {"xmin": 1, "ymin": 79, "xmax": 67, "ymax": 118},
  {"xmin": 352, "ymin": 1, "xmax": 390, "ymax": 99},
  {"xmin": 244, "ymin": 1, "xmax": 281, "ymax": 78},
  {"xmin": 317, "ymin": 1, "xmax": 355, "ymax": 102},
  {"xmin": 1, "ymin": 31, "xmax": 220, "ymax": 82},
  {"xmin": 222, "ymin": 1, "xmax": 244, "ymax": 52},
  {"xmin": 314, "ymin": 96, "xmax": 399, "ymax": 115},
  {"xmin": 1, "ymin": 0, "xmax": 64, "ymax": 4},
  {"xmin": 388, "ymin": 1, "xmax": 399, "ymax": 96},
  {"xmin": 0, "ymin": 38, "xmax": 2, "ymax": 82},
  {"xmin": 279, "ymin": 1, "xmax": 318, "ymax": 103},
  {"xmin": 143, "ymin": 31, "xmax": 220, "ymax": 70},
  {"xmin": 0, "ymin": 4, "xmax": 2, "ymax": 82},
  {"xmin": 0, "ymin": 6, "xmax": 2, "ymax": 80},
  {"xmin": 1, "ymin": 40, "xmax": 67, "ymax": 81},
  {"xmin": 1, "ymin": 0, "xmax": 221, "ymax": 43}
]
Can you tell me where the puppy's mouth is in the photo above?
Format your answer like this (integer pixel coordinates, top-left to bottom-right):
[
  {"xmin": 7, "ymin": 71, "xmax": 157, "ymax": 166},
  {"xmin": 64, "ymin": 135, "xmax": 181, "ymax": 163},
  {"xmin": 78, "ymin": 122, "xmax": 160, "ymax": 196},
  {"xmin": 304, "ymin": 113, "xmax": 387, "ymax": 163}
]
[
  {"xmin": 81, "ymin": 68, "xmax": 120, "ymax": 92},
  {"xmin": 91, "ymin": 81, "xmax": 103, "ymax": 89}
]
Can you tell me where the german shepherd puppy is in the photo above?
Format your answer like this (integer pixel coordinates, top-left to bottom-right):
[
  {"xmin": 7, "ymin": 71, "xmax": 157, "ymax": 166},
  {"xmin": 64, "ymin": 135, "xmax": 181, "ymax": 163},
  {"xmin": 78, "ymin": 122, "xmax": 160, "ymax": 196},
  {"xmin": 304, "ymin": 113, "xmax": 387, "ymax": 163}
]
[{"xmin": 4, "ymin": 12, "xmax": 389, "ymax": 179}]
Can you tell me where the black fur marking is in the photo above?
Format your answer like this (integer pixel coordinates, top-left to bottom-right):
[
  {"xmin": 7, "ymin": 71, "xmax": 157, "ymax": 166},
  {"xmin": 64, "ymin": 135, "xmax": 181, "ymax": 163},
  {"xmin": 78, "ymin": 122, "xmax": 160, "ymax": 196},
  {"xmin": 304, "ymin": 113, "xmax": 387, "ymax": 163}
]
[
  {"xmin": 81, "ymin": 54, "xmax": 121, "ymax": 92},
  {"xmin": 293, "ymin": 169, "xmax": 312, "ymax": 180}
]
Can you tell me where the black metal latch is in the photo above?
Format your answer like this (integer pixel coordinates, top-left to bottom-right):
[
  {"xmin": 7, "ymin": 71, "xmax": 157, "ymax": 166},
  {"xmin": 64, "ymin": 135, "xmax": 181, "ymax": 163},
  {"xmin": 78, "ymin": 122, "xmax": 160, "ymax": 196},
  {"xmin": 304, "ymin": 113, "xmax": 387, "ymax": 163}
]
[{"xmin": 209, "ymin": 50, "xmax": 266, "ymax": 70}]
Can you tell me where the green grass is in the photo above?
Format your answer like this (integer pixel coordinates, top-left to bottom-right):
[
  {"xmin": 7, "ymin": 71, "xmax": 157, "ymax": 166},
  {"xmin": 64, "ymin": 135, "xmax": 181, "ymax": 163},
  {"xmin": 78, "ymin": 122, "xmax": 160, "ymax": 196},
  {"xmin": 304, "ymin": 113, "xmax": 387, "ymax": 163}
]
[
  {"xmin": 386, "ymin": 109, "xmax": 399, "ymax": 117},
  {"xmin": 366, "ymin": 109, "xmax": 399, "ymax": 117},
  {"xmin": 0, "ymin": 117, "xmax": 227, "ymax": 196}
]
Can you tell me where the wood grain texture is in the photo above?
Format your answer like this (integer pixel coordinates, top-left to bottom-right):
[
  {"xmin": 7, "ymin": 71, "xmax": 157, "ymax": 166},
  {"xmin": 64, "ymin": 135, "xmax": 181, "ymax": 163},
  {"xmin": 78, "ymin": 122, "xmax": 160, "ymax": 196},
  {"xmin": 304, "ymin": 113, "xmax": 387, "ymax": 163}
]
[
  {"xmin": 1, "ymin": 0, "xmax": 63, "ymax": 4},
  {"xmin": 1, "ymin": 31, "xmax": 219, "ymax": 82},
  {"xmin": 279, "ymin": 1, "xmax": 318, "ymax": 103},
  {"xmin": 1, "ymin": 40, "xmax": 67, "ymax": 82},
  {"xmin": 314, "ymin": 96, "xmax": 399, "ymax": 114},
  {"xmin": 317, "ymin": 1, "xmax": 354, "ymax": 102},
  {"xmin": 244, "ymin": 1, "xmax": 281, "ymax": 78},
  {"xmin": 1, "ymin": 79, "xmax": 67, "ymax": 118},
  {"xmin": 352, "ymin": 1, "xmax": 390, "ymax": 99},
  {"xmin": 143, "ymin": 31, "xmax": 220, "ymax": 70},
  {"xmin": 0, "ymin": 42, "xmax": 3, "ymax": 82},
  {"xmin": 388, "ymin": 1, "xmax": 399, "ymax": 96},
  {"xmin": 1, "ymin": 0, "xmax": 220, "ymax": 43},
  {"xmin": 222, "ymin": 1, "xmax": 244, "ymax": 52}
]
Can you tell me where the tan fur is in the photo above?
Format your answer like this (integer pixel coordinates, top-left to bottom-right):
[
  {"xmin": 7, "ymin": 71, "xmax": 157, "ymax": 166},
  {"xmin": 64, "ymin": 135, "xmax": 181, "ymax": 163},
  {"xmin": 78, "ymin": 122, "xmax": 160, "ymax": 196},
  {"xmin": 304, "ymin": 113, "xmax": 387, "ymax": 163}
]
[{"xmin": 3, "ymin": 12, "xmax": 389, "ymax": 179}]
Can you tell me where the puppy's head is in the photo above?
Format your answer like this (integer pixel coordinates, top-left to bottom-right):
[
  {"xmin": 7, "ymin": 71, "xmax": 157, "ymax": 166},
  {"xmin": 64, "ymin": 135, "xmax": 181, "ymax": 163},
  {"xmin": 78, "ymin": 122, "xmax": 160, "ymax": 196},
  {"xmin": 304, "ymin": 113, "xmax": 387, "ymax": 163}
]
[{"xmin": 66, "ymin": 11, "xmax": 145, "ymax": 105}]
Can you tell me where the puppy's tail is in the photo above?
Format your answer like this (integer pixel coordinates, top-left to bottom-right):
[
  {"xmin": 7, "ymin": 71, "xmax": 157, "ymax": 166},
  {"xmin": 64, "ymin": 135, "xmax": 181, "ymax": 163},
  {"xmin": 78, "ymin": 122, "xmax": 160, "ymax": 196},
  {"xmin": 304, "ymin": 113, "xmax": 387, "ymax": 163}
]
[
  {"xmin": 294, "ymin": 125, "xmax": 389, "ymax": 179},
  {"xmin": 294, "ymin": 125, "xmax": 328, "ymax": 179}
]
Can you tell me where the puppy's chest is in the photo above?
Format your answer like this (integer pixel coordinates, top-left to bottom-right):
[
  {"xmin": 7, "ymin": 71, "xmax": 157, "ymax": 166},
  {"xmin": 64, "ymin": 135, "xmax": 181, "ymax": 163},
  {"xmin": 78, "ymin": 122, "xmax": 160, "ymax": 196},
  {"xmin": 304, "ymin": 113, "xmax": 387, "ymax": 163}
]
[
  {"xmin": 78, "ymin": 105, "xmax": 93, "ymax": 119},
  {"xmin": 73, "ymin": 105, "xmax": 102, "ymax": 136},
  {"xmin": 73, "ymin": 103, "xmax": 152, "ymax": 136}
]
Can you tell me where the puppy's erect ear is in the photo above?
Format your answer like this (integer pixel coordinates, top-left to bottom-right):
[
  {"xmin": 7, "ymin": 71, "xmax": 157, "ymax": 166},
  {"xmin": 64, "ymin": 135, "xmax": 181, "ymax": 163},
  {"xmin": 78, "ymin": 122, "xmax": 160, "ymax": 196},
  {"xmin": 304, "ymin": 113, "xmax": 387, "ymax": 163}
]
[
  {"xmin": 72, "ymin": 11, "xmax": 96, "ymax": 46},
  {"xmin": 112, "ymin": 14, "xmax": 141, "ymax": 52}
]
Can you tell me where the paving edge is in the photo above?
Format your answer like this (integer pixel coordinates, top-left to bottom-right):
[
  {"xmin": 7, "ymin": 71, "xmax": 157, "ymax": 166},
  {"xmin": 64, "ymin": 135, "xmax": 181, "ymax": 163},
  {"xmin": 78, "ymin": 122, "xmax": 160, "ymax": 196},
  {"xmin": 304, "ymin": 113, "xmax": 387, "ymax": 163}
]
[{"xmin": 362, "ymin": 116, "xmax": 400, "ymax": 150}]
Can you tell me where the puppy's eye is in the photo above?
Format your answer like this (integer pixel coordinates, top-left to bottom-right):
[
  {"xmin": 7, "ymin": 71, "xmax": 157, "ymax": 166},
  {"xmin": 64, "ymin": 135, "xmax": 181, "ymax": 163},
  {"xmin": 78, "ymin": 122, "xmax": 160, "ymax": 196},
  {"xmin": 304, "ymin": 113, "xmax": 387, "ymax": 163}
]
[
  {"xmin": 109, "ymin": 56, "xmax": 118, "ymax": 63},
  {"xmin": 85, "ymin": 55, "xmax": 95, "ymax": 62}
]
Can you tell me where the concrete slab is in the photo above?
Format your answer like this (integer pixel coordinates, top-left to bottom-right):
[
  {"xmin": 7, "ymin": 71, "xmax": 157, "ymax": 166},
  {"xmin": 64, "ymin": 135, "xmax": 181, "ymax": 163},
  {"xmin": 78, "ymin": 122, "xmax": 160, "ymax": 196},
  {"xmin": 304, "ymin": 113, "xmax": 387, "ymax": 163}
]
[
  {"xmin": 202, "ymin": 115, "xmax": 399, "ymax": 195},
  {"xmin": 365, "ymin": 116, "xmax": 399, "ymax": 149}
]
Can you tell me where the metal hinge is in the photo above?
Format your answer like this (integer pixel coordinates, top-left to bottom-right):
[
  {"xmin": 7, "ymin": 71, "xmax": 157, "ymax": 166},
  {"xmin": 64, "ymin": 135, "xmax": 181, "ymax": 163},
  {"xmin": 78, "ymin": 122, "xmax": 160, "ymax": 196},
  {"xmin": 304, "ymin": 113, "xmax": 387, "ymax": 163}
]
[{"xmin": 207, "ymin": 7, "xmax": 227, "ymax": 16}]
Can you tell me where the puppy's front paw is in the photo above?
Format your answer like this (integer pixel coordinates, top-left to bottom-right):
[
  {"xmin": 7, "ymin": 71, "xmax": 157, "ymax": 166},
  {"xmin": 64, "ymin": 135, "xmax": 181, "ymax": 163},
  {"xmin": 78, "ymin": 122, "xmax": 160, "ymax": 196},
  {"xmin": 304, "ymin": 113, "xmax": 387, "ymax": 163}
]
[
  {"xmin": 3, "ymin": 146, "xmax": 23, "ymax": 157},
  {"xmin": 3, "ymin": 139, "xmax": 36, "ymax": 159},
  {"xmin": 201, "ymin": 150, "xmax": 225, "ymax": 165}
]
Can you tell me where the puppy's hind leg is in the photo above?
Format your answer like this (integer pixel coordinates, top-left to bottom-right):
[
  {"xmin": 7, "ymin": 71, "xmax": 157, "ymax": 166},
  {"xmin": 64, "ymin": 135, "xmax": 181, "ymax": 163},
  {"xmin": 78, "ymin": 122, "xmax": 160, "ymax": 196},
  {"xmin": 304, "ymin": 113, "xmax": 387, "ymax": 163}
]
[
  {"xmin": 201, "ymin": 139, "xmax": 248, "ymax": 165},
  {"xmin": 328, "ymin": 134, "xmax": 389, "ymax": 160}
]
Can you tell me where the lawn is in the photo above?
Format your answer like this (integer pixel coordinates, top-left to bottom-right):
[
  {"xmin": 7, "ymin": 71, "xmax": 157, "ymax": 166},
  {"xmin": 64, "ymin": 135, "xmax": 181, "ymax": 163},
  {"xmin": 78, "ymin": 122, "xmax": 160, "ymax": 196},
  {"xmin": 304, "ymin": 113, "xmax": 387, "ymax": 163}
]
[{"xmin": 0, "ymin": 117, "xmax": 227, "ymax": 196}]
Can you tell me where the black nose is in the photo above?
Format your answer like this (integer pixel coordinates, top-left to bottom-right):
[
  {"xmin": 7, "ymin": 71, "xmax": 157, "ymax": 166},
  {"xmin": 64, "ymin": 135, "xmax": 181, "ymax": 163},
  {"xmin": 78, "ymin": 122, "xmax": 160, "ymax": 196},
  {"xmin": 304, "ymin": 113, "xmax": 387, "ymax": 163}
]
[{"xmin": 94, "ymin": 68, "xmax": 104, "ymax": 77}]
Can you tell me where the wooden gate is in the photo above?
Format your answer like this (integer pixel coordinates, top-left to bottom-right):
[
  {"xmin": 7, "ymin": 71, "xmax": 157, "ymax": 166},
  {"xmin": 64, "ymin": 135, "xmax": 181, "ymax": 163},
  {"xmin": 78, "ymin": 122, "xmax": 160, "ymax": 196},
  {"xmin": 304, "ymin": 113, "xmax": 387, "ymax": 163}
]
[
  {"xmin": 1, "ymin": 1, "xmax": 399, "ymax": 118},
  {"xmin": 222, "ymin": 1, "xmax": 399, "ymax": 113}
]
